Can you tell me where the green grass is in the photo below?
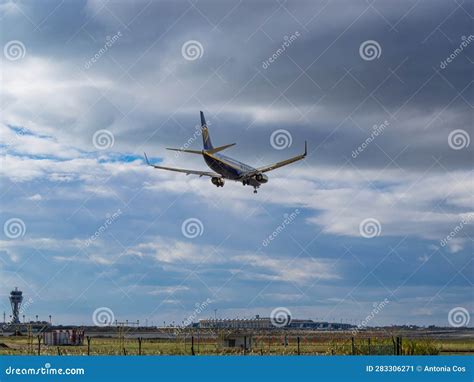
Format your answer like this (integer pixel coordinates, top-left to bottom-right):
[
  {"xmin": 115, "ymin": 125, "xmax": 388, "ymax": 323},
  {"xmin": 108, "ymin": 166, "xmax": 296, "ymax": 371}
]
[{"xmin": 1, "ymin": 335, "xmax": 472, "ymax": 356}]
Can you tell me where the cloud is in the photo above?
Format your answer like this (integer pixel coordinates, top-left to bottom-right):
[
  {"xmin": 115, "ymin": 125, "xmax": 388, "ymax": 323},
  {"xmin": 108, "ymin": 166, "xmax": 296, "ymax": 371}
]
[
  {"xmin": 0, "ymin": 0, "xmax": 472, "ymax": 326},
  {"xmin": 234, "ymin": 253, "xmax": 339, "ymax": 284},
  {"xmin": 26, "ymin": 193, "xmax": 43, "ymax": 201}
]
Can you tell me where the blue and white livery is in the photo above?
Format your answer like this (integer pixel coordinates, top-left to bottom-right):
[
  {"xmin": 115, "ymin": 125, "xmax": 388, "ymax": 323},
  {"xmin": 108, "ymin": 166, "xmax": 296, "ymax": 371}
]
[{"xmin": 144, "ymin": 111, "xmax": 307, "ymax": 193}]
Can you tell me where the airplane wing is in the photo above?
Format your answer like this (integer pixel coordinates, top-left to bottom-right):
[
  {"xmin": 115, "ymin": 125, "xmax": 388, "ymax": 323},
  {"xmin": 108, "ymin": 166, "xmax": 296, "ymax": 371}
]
[
  {"xmin": 255, "ymin": 141, "xmax": 307, "ymax": 173},
  {"xmin": 144, "ymin": 153, "xmax": 221, "ymax": 178}
]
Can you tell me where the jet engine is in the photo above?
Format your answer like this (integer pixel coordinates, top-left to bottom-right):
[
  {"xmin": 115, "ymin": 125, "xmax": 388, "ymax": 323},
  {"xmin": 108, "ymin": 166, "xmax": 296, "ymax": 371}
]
[
  {"xmin": 255, "ymin": 173, "xmax": 268, "ymax": 183},
  {"xmin": 211, "ymin": 177, "xmax": 225, "ymax": 187}
]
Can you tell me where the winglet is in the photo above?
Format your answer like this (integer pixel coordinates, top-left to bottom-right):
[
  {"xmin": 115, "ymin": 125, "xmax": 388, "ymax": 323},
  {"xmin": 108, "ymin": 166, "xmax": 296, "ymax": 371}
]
[
  {"xmin": 200, "ymin": 111, "xmax": 206, "ymax": 127},
  {"xmin": 304, "ymin": 140, "xmax": 307, "ymax": 157},
  {"xmin": 144, "ymin": 152, "xmax": 150, "ymax": 165}
]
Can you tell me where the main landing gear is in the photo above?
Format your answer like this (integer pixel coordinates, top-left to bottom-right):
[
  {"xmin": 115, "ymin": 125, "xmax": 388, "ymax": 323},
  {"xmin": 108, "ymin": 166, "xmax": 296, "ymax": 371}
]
[
  {"xmin": 253, "ymin": 187, "xmax": 258, "ymax": 194},
  {"xmin": 211, "ymin": 177, "xmax": 225, "ymax": 187}
]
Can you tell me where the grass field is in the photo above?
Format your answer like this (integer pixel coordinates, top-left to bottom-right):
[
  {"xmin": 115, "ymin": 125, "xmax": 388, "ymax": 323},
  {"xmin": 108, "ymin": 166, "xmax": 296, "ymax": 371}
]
[{"xmin": 1, "ymin": 330, "xmax": 473, "ymax": 356}]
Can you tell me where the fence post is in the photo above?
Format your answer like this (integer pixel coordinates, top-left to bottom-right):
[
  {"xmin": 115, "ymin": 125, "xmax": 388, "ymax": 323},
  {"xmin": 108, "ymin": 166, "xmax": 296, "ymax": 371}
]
[
  {"xmin": 367, "ymin": 338, "xmax": 371, "ymax": 355},
  {"xmin": 37, "ymin": 335, "xmax": 41, "ymax": 355},
  {"xmin": 297, "ymin": 336, "xmax": 300, "ymax": 355},
  {"xmin": 392, "ymin": 336, "xmax": 396, "ymax": 355},
  {"xmin": 191, "ymin": 336, "xmax": 195, "ymax": 355},
  {"xmin": 399, "ymin": 336, "xmax": 402, "ymax": 355},
  {"xmin": 87, "ymin": 336, "xmax": 91, "ymax": 355},
  {"xmin": 138, "ymin": 337, "xmax": 142, "ymax": 355},
  {"xmin": 351, "ymin": 336, "xmax": 355, "ymax": 355}
]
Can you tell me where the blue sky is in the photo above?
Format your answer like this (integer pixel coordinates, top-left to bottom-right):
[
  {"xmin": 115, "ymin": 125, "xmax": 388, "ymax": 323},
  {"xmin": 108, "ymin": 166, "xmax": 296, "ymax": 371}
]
[{"xmin": 0, "ymin": 0, "xmax": 472, "ymax": 327}]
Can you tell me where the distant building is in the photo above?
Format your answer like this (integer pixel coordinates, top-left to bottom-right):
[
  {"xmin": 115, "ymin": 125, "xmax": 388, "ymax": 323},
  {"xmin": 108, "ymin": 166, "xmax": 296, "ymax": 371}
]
[
  {"xmin": 9, "ymin": 288, "xmax": 23, "ymax": 324},
  {"xmin": 219, "ymin": 332, "xmax": 253, "ymax": 350},
  {"xmin": 43, "ymin": 329, "xmax": 84, "ymax": 346},
  {"xmin": 197, "ymin": 315, "xmax": 353, "ymax": 330}
]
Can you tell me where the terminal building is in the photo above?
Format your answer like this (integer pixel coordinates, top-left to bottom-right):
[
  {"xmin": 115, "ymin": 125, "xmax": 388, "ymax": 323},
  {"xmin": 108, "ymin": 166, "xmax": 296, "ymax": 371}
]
[{"xmin": 196, "ymin": 315, "xmax": 353, "ymax": 330}]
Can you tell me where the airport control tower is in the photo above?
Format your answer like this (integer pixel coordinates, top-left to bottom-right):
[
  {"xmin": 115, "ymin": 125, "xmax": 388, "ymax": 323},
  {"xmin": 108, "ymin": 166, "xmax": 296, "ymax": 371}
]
[{"xmin": 9, "ymin": 288, "xmax": 23, "ymax": 324}]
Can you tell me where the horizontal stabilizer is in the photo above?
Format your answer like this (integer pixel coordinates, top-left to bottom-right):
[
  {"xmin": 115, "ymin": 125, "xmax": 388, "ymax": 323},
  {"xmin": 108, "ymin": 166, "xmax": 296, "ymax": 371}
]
[
  {"xmin": 166, "ymin": 148, "xmax": 202, "ymax": 154},
  {"xmin": 206, "ymin": 143, "xmax": 236, "ymax": 154}
]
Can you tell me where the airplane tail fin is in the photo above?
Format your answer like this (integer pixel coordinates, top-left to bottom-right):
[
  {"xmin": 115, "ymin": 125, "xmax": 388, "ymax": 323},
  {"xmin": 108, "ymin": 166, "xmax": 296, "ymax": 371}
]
[
  {"xmin": 200, "ymin": 111, "xmax": 214, "ymax": 150},
  {"xmin": 165, "ymin": 113, "xmax": 235, "ymax": 155}
]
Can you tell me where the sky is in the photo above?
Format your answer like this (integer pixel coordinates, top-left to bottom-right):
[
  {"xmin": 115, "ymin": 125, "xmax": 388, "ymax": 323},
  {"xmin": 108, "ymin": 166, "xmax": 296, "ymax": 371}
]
[{"xmin": 0, "ymin": 0, "xmax": 472, "ymax": 328}]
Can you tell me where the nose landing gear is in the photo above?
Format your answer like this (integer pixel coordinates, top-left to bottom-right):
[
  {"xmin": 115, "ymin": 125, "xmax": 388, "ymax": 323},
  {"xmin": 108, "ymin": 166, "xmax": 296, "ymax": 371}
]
[{"xmin": 242, "ymin": 179, "xmax": 259, "ymax": 193}]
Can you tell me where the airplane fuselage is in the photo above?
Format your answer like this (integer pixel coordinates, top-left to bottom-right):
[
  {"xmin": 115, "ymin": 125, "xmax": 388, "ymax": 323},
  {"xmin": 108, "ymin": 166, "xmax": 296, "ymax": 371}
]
[{"xmin": 203, "ymin": 152, "xmax": 268, "ymax": 187}]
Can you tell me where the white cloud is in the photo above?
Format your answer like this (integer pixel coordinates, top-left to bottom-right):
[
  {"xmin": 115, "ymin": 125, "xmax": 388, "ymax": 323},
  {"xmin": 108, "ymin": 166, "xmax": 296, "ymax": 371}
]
[
  {"xmin": 0, "ymin": 0, "xmax": 19, "ymax": 16},
  {"xmin": 125, "ymin": 240, "xmax": 222, "ymax": 265},
  {"xmin": 234, "ymin": 253, "xmax": 339, "ymax": 284},
  {"xmin": 148, "ymin": 286, "xmax": 190, "ymax": 295},
  {"xmin": 122, "ymin": 238, "xmax": 340, "ymax": 285},
  {"xmin": 1, "ymin": 124, "xmax": 80, "ymax": 159},
  {"xmin": 445, "ymin": 238, "xmax": 466, "ymax": 254},
  {"xmin": 26, "ymin": 193, "xmax": 43, "ymax": 201},
  {"xmin": 144, "ymin": 161, "xmax": 473, "ymax": 249}
]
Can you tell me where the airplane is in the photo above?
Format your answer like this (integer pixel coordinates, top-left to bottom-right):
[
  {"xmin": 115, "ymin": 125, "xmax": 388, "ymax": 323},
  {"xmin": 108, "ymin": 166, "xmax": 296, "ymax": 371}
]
[{"xmin": 144, "ymin": 111, "xmax": 307, "ymax": 193}]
